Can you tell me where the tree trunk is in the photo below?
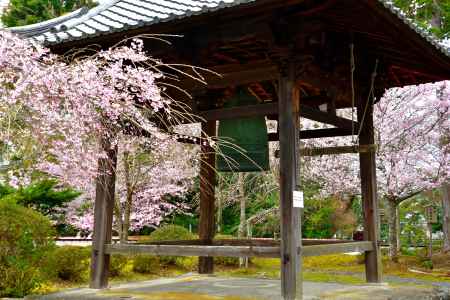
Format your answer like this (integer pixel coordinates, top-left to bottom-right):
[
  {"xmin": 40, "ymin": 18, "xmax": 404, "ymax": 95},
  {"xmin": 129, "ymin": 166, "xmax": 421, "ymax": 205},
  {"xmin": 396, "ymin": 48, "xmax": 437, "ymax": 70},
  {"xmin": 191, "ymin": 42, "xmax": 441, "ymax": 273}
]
[
  {"xmin": 114, "ymin": 196, "xmax": 124, "ymax": 243},
  {"xmin": 217, "ymin": 180, "xmax": 222, "ymax": 234},
  {"xmin": 120, "ymin": 151, "xmax": 133, "ymax": 244},
  {"xmin": 122, "ymin": 192, "xmax": 132, "ymax": 243},
  {"xmin": 237, "ymin": 173, "xmax": 247, "ymax": 267},
  {"xmin": 387, "ymin": 199, "xmax": 400, "ymax": 262},
  {"xmin": 442, "ymin": 183, "xmax": 450, "ymax": 252},
  {"xmin": 431, "ymin": 0, "xmax": 442, "ymax": 29}
]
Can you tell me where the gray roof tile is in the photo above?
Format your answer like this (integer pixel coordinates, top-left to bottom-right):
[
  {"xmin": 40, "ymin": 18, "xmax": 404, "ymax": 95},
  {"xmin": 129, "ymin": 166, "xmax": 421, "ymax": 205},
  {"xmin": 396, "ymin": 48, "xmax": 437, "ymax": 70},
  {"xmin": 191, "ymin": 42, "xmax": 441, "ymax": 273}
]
[{"xmin": 7, "ymin": 0, "xmax": 449, "ymax": 59}]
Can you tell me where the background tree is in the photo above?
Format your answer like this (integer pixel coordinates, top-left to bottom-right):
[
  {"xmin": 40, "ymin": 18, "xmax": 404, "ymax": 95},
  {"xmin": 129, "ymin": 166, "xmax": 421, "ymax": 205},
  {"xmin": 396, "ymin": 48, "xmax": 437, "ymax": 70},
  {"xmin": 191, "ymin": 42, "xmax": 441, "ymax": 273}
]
[
  {"xmin": 393, "ymin": 0, "xmax": 450, "ymax": 38},
  {"xmin": 302, "ymin": 82, "xmax": 449, "ymax": 261},
  {"xmin": 112, "ymin": 135, "xmax": 196, "ymax": 242},
  {"xmin": 1, "ymin": 0, "xmax": 96, "ymax": 27},
  {"xmin": 0, "ymin": 179, "xmax": 80, "ymax": 218},
  {"xmin": 0, "ymin": 32, "xmax": 206, "ymax": 236}
]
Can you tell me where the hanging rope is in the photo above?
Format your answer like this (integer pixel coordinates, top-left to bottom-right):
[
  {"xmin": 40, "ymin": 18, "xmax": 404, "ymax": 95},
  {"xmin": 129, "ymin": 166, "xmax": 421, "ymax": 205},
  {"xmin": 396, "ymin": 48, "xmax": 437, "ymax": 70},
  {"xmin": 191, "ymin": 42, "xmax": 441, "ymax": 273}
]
[
  {"xmin": 350, "ymin": 43, "xmax": 356, "ymax": 144},
  {"xmin": 356, "ymin": 58, "xmax": 379, "ymax": 141}
]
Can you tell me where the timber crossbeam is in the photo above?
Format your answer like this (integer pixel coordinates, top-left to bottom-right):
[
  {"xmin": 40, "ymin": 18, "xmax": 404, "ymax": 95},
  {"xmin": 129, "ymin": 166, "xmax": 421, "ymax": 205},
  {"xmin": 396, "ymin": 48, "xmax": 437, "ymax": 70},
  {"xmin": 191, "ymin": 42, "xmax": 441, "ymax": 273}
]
[
  {"xmin": 300, "ymin": 144, "xmax": 377, "ymax": 156},
  {"xmin": 105, "ymin": 240, "xmax": 374, "ymax": 258},
  {"xmin": 302, "ymin": 241, "xmax": 374, "ymax": 257},
  {"xmin": 105, "ymin": 244, "xmax": 280, "ymax": 258},
  {"xmin": 195, "ymin": 103, "xmax": 358, "ymax": 131}
]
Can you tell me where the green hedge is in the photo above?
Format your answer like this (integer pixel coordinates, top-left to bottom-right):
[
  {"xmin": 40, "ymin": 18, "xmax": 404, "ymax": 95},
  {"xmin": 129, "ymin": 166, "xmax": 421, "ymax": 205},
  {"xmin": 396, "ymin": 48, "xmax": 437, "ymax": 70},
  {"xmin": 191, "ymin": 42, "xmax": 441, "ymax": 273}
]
[
  {"xmin": 0, "ymin": 199, "xmax": 55, "ymax": 297},
  {"xmin": 214, "ymin": 234, "xmax": 239, "ymax": 266},
  {"xmin": 132, "ymin": 255, "xmax": 160, "ymax": 274},
  {"xmin": 49, "ymin": 246, "xmax": 90, "ymax": 282},
  {"xmin": 148, "ymin": 225, "xmax": 195, "ymax": 265},
  {"xmin": 149, "ymin": 225, "xmax": 195, "ymax": 242}
]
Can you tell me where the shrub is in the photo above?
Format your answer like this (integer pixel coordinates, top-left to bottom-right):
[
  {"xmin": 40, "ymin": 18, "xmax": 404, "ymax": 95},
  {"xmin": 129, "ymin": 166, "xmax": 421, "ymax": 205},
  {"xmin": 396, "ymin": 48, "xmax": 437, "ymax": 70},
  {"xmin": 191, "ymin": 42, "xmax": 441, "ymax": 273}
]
[
  {"xmin": 0, "ymin": 199, "xmax": 55, "ymax": 297},
  {"xmin": 214, "ymin": 234, "xmax": 239, "ymax": 266},
  {"xmin": 149, "ymin": 225, "xmax": 195, "ymax": 242},
  {"xmin": 421, "ymin": 259, "xmax": 433, "ymax": 270},
  {"xmin": 50, "ymin": 246, "xmax": 90, "ymax": 282},
  {"xmin": 215, "ymin": 256, "xmax": 239, "ymax": 266},
  {"xmin": 110, "ymin": 254, "xmax": 128, "ymax": 277},
  {"xmin": 132, "ymin": 255, "xmax": 160, "ymax": 274},
  {"xmin": 175, "ymin": 256, "xmax": 198, "ymax": 271},
  {"xmin": 148, "ymin": 225, "xmax": 195, "ymax": 265}
]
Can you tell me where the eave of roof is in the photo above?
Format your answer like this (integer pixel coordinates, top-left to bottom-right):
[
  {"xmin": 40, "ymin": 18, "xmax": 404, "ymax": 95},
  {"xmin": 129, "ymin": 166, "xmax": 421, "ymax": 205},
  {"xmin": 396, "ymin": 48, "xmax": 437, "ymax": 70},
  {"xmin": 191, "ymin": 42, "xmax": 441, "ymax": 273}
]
[
  {"xmin": 6, "ymin": 0, "xmax": 450, "ymax": 60},
  {"xmin": 10, "ymin": 0, "xmax": 257, "ymax": 45}
]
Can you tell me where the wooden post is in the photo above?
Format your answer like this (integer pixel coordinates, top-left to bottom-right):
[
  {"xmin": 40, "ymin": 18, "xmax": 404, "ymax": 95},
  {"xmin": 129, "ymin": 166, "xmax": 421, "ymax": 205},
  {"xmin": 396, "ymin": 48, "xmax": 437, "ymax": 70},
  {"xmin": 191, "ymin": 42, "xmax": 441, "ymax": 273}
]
[
  {"xmin": 90, "ymin": 137, "xmax": 118, "ymax": 289},
  {"xmin": 198, "ymin": 120, "xmax": 216, "ymax": 274},
  {"xmin": 358, "ymin": 101, "xmax": 382, "ymax": 283},
  {"xmin": 278, "ymin": 60, "xmax": 302, "ymax": 300}
]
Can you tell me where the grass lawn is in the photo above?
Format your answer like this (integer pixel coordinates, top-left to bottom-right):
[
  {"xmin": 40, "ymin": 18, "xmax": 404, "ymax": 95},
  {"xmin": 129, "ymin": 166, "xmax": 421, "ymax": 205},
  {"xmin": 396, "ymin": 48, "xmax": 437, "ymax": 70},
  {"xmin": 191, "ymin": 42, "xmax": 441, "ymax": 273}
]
[
  {"xmin": 217, "ymin": 254, "xmax": 450, "ymax": 285},
  {"xmin": 36, "ymin": 253, "xmax": 450, "ymax": 295}
]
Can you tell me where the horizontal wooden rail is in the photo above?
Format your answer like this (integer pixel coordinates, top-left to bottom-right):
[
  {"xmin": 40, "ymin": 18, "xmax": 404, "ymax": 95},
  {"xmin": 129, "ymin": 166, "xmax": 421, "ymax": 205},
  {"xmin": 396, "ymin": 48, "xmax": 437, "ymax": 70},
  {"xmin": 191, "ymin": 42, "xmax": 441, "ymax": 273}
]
[
  {"xmin": 105, "ymin": 240, "xmax": 373, "ymax": 258},
  {"xmin": 275, "ymin": 145, "xmax": 377, "ymax": 158},
  {"xmin": 106, "ymin": 244, "xmax": 281, "ymax": 258},
  {"xmin": 302, "ymin": 241, "xmax": 374, "ymax": 257},
  {"xmin": 300, "ymin": 144, "xmax": 377, "ymax": 156},
  {"xmin": 137, "ymin": 238, "xmax": 354, "ymax": 247},
  {"xmin": 141, "ymin": 238, "xmax": 280, "ymax": 247}
]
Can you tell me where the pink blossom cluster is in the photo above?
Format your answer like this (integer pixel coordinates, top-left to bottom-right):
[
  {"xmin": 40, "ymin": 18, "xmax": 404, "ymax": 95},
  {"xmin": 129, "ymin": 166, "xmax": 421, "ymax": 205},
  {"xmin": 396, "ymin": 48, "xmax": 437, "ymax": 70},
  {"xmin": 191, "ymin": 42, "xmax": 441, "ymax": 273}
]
[
  {"xmin": 301, "ymin": 81, "xmax": 449, "ymax": 201},
  {"xmin": 0, "ymin": 31, "xmax": 197, "ymax": 231}
]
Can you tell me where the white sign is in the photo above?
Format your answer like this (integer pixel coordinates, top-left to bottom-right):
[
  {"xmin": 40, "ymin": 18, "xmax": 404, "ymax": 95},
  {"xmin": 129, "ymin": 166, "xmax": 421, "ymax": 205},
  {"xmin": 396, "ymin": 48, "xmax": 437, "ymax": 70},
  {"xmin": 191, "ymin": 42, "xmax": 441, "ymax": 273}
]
[{"xmin": 293, "ymin": 191, "xmax": 304, "ymax": 208}]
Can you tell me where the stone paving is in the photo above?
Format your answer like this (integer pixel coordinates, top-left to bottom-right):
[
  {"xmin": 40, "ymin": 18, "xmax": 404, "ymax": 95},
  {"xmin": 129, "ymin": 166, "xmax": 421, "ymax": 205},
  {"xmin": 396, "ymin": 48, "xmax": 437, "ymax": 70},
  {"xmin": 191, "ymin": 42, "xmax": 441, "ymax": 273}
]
[{"xmin": 29, "ymin": 274, "xmax": 442, "ymax": 300}]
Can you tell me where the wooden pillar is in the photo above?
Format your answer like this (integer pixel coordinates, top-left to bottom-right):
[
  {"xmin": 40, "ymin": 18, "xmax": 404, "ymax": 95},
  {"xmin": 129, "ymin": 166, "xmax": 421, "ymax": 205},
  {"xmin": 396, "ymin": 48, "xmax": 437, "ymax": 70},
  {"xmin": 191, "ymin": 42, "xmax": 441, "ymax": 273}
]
[
  {"xmin": 278, "ymin": 61, "xmax": 302, "ymax": 300},
  {"xmin": 198, "ymin": 120, "xmax": 216, "ymax": 274},
  {"xmin": 90, "ymin": 137, "xmax": 118, "ymax": 289},
  {"xmin": 358, "ymin": 101, "xmax": 382, "ymax": 283}
]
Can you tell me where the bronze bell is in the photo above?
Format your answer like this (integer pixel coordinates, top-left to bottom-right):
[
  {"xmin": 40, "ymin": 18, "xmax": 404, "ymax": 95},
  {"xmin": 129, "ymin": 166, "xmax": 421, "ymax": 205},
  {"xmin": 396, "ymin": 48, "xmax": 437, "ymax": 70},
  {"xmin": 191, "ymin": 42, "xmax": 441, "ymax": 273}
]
[{"xmin": 216, "ymin": 88, "xmax": 269, "ymax": 172}]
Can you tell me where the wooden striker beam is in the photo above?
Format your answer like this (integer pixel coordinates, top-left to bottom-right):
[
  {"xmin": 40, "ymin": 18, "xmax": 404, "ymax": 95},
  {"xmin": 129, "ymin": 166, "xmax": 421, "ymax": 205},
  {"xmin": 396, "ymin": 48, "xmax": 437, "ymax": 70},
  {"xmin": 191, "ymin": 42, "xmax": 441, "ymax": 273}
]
[
  {"xmin": 90, "ymin": 137, "xmax": 118, "ymax": 289},
  {"xmin": 278, "ymin": 61, "xmax": 302, "ymax": 300},
  {"xmin": 198, "ymin": 120, "xmax": 216, "ymax": 274},
  {"xmin": 358, "ymin": 101, "xmax": 382, "ymax": 283}
]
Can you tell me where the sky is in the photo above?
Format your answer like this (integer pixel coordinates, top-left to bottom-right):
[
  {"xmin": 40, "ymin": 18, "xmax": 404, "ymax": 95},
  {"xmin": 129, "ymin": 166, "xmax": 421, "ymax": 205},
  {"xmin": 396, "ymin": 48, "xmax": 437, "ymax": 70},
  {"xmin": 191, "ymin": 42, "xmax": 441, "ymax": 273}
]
[{"xmin": 0, "ymin": 0, "xmax": 7, "ymax": 13}]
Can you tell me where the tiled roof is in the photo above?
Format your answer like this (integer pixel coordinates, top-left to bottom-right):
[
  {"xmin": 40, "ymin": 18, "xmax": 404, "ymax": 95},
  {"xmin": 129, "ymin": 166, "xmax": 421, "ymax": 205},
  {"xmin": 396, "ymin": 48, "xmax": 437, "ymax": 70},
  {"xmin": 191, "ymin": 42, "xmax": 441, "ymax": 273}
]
[
  {"xmin": 10, "ymin": 0, "xmax": 256, "ymax": 44},
  {"xmin": 7, "ymin": 0, "xmax": 450, "ymax": 59}
]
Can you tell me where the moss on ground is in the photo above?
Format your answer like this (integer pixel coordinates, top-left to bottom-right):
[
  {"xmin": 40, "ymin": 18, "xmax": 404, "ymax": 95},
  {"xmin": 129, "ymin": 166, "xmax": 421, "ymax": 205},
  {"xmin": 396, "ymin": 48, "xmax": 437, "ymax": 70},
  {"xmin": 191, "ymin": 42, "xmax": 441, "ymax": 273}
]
[
  {"xmin": 103, "ymin": 291, "xmax": 258, "ymax": 300},
  {"xmin": 35, "ymin": 252, "xmax": 450, "ymax": 295}
]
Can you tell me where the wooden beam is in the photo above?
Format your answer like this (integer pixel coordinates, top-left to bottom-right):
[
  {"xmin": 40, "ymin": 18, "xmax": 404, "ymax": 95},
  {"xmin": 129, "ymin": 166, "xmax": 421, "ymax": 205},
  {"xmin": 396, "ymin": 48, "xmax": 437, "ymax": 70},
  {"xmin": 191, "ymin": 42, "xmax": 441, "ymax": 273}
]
[
  {"xmin": 302, "ymin": 241, "xmax": 373, "ymax": 257},
  {"xmin": 106, "ymin": 244, "xmax": 280, "ymax": 258},
  {"xmin": 301, "ymin": 105, "xmax": 356, "ymax": 130},
  {"xmin": 358, "ymin": 100, "xmax": 382, "ymax": 283},
  {"xmin": 198, "ymin": 103, "xmax": 357, "ymax": 131},
  {"xmin": 274, "ymin": 145, "xmax": 376, "ymax": 158},
  {"xmin": 179, "ymin": 60, "xmax": 278, "ymax": 91},
  {"xmin": 300, "ymin": 144, "xmax": 377, "ymax": 156},
  {"xmin": 177, "ymin": 127, "xmax": 353, "ymax": 145},
  {"xmin": 90, "ymin": 137, "xmax": 117, "ymax": 289},
  {"xmin": 199, "ymin": 102, "xmax": 277, "ymax": 121},
  {"xmin": 278, "ymin": 61, "xmax": 302, "ymax": 300},
  {"xmin": 198, "ymin": 121, "xmax": 217, "ymax": 274},
  {"xmin": 141, "ymin": 238, "xmax": 356, "ymax": 247},
  {"xmin": 107, "ymin": 242, "xmax": 373, "ymax": 258},
  {"xmin": 270, "ymin": 128, "xmax": 354, "ymax": 141}
]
